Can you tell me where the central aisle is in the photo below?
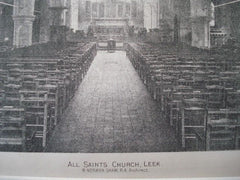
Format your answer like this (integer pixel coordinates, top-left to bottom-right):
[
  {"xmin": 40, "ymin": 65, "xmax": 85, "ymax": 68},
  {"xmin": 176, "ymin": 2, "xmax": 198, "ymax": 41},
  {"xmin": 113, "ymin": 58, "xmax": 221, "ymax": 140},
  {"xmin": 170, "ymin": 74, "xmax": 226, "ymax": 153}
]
[{"xmin": 46, "ymin": 51, "xmax": 179, "ymax": 153}]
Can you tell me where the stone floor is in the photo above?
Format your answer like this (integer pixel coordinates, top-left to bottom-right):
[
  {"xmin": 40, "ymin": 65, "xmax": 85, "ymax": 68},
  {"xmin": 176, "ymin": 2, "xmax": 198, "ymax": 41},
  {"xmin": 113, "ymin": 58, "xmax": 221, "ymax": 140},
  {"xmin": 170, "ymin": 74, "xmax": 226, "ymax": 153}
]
[{"xmin": 46, "ymin": 51, "xmax": 179, "ymax": 153}]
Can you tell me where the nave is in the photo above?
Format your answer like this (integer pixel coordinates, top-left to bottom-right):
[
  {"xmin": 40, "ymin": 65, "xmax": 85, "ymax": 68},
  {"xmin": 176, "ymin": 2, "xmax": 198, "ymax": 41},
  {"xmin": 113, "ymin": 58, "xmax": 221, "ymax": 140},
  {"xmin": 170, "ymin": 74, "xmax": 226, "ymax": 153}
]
[
  {"xmin": 1, "ymin": 40, "xmax": 240, "ymax": 152},
  {"xmin": 1, "ymin": 0, "xmax": 240, "ymax": 153},
  {"xmin": 46, "ymin": 51, "xmax": 179, "ymax": 153}
]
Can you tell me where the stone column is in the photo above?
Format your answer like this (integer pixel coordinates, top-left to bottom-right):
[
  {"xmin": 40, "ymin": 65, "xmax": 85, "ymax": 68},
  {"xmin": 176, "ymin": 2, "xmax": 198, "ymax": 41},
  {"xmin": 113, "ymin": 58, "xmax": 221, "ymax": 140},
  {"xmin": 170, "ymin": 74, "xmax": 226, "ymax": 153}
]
[
  {"xmin": 69, "ymin": 0, "xmax": 79, "ymax": 31},
  {"xmin": 0, "ymin": 6, "xmax": 6, "ymax": 42},
  {"xmin": 144, "ymin": 0, "xmax": 158, "ymax": 30},
  {"xmin": 190, "ymin": 0, "xmax": 211, "ymax": 48},
  {"xmin": 123, "ymin": 2, "xmax": 126, "ymax": 18},
  {"xmin": 39, "ymin": 0, "xmax": 51, "ymax": 43},
  {"xmin": 104, "ymin": 2, "xmax": 107, "ymax": 18},
  {"xmin": 111, "ymin": 2, "xmax": 116, "ymax": 18},
  {"xmin": 49, "ymin": 0, "xmax": 67, "ymax": 26},
  {"xmin": 13, "ymin": 0, "xmax": 35, "ymax": 48},
  {"xmin": 49, "ymin": 0, "xmax": 68, "ymax": 43},
  {"xmin": 191, "ymin": 16, "xmax": 210, "ymax": 48},
  {"xmin": 97, "ymin": 3, "xmax": 100, "ymax": 18}
]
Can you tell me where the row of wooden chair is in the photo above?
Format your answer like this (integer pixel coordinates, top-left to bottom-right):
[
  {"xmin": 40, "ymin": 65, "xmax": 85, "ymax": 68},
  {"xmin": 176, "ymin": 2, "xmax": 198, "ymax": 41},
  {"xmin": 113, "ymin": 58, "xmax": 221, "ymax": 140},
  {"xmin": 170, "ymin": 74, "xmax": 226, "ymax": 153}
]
[
  {"xmin": 0, "ymin": 42, "xmax": 97, "ymax": 151},
  {"xmin": 126, "ymin": 42, "xmax": 240, "ymax": 151}
]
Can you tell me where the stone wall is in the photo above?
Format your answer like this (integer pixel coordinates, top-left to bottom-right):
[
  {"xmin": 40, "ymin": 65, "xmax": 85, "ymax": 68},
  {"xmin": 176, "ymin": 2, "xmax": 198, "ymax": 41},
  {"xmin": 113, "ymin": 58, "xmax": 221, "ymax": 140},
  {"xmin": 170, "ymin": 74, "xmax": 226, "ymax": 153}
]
[
  {"xmin": 173, "ymin": 0, "xmax": 212, "ymax": 48},
  {"xmin": 214, "ymin": 1, "xmax": 240, "ymax": 41}
]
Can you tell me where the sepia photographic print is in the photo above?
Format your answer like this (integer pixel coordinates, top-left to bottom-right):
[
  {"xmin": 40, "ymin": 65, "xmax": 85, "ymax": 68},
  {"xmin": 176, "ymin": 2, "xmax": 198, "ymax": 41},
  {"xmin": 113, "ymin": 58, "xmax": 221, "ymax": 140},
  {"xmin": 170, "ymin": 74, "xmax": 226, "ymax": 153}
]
[{"xmin": 0, "ymin": 0, "xmax": 240, "ymax": 179}]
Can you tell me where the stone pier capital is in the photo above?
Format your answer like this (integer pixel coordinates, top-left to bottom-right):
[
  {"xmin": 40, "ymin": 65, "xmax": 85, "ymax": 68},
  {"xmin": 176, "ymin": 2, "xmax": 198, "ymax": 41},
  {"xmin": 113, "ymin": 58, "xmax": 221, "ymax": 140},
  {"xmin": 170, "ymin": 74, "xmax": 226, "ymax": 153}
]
[{"xmin": 12, "ymin": 15, "xmax": 35, "ymax": 22}]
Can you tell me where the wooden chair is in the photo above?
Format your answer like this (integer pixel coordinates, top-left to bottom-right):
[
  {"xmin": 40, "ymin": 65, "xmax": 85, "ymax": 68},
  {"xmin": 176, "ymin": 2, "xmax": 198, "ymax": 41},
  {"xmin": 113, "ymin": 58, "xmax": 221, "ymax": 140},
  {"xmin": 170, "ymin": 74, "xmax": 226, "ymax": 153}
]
[
  {"xmin": 206, "ymin": 85, "xmax": 225, "ymax": 109},
  {"xmin": 0, "ymin": 106, "xmax": 26, "ymax": 151},
  {"xmin": 37, "ymin": 84, "xmax": 60, "ymax": 127},
  {"xmin": 167, "ymin": 88, "xmax": 196, "ymax": 134},
  {"xmin": 181, "ymin": 106, "xmax": 207, "ymax": 151},
  {"xmin": 0, "ymin": 89, "xmax": 5, "ymax": 106},
  {"xmin": 20, "ymin": 90, "xmax": 50, "ymax": 149},
  {"xmin": 4, "ymin": 83, "xmax": 22, "ymax": 107},
  {"xmin": 180, "ymin": 97, "xmax": 207, "ymax": 151},
  {"xmin": 0, "ymin": 69, "xmax": 7, "ymax": 88},
  {"xmin": 206, "ymin": 109, "xmax": 240, "ymax": 151},
  {"xmin": 225, "ymin": 90, "xmax": 240, "ymax": 109}
]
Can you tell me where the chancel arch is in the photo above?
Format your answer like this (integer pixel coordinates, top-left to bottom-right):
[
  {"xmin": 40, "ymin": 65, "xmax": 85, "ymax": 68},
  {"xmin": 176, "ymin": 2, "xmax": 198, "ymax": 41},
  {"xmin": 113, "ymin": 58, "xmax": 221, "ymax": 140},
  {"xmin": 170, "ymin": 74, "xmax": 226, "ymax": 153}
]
[{"xmin": 0, "ymin": 0, "xmax": 239, "ymax": 49}]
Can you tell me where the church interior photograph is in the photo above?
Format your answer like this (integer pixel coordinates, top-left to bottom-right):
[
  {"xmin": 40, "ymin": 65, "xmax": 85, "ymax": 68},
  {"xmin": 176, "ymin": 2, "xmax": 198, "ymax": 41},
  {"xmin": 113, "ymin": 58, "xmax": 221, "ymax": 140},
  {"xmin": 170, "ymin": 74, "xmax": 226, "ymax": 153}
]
[{"xmin": 0, "ymin": 0, "xmax": 240, "ymax": 153}]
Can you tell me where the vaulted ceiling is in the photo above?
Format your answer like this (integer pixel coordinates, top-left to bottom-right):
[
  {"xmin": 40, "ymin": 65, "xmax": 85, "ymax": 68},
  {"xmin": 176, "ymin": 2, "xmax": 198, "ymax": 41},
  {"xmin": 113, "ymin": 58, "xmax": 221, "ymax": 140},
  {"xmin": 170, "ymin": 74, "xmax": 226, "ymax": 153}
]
[{"xmin": 211, "ymin": 0, "xmax": 240, "ymax": 5}]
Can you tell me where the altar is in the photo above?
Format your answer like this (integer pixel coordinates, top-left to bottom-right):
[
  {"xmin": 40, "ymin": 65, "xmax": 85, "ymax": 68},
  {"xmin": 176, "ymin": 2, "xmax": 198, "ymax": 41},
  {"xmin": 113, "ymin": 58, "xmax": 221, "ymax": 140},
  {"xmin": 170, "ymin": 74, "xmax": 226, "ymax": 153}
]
[{"xmin": 92, "ymin": 18, "xmax": 129, "ymax": 42}]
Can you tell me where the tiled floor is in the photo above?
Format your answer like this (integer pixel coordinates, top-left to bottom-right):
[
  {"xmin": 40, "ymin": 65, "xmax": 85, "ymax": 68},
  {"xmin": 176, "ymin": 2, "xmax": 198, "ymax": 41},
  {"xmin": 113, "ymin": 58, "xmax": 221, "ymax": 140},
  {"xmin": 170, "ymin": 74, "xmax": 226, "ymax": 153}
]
[{"xmin": 46, "ymin": 51, "xmax": 179, "ymax": 153}]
